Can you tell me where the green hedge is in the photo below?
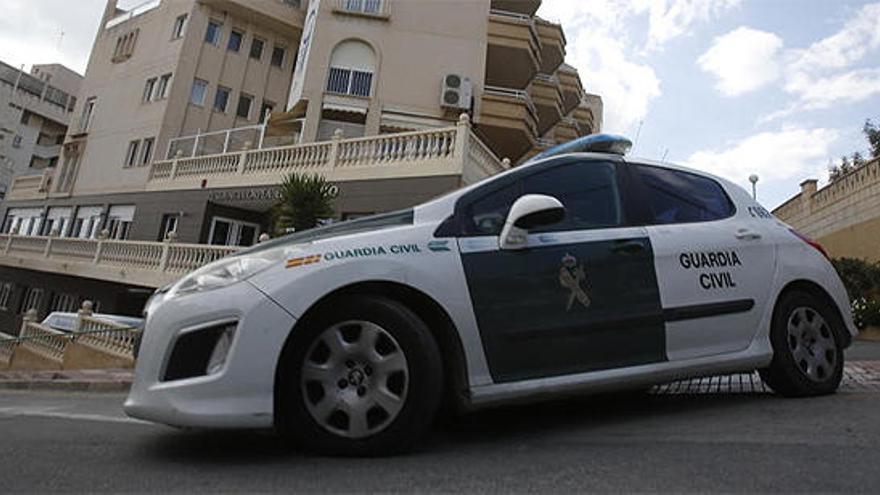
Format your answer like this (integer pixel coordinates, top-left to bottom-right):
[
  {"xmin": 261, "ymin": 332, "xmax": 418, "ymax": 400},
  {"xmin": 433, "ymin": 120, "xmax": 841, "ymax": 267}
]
[{"xmin": 832, "ymin": 258, "xmax": 880, "ymax": 329}]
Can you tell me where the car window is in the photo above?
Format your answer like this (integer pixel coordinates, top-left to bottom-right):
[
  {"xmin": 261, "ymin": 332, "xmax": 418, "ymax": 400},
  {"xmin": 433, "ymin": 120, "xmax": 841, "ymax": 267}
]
[
  {"xmin": 462, "ymin": 181, "xmax": 521, "ymax": 236},
  {"xmin": 633, "ymin": 164, "xmax": 734, "ymax": 224},
  {"xmin": 460, "ymin": 160, "xmax": 622, "ymax": 236},
  {"xmin": 523, "ymin": 161, "xmax": 622, "ymax": 232}
]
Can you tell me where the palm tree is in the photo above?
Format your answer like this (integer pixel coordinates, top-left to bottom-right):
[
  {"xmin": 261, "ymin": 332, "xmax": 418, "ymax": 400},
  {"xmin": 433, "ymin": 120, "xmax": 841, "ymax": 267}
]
[{"xmin": 272, "ymin": 173, "xmax": 338, "ymax": 234}]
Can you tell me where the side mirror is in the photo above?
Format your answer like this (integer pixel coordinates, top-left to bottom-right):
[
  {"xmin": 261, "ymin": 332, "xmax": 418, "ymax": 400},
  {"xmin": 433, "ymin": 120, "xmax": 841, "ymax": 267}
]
[{"xmin": 499, "ymin": 194, "xmax": 565, "ymax": 250}]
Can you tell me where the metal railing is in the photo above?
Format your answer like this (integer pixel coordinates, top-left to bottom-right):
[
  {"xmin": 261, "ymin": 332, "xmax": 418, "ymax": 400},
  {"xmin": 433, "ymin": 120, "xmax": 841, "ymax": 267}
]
[
  {"xmin": 166, "ymin": 124, "xmax": 269, "ymax": 160},
  {"xmin": 336, "ymin": 0, "xmax": 387, "ymax": 16},
  {"xmin": 105, "ymin": 0, "xmax": 161, "ymax": 29}
]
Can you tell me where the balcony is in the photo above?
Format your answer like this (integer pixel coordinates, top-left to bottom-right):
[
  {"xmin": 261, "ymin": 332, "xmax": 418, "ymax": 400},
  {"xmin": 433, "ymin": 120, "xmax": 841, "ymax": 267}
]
[
  {"xmin": 490, "ymin": 0, "xmax": 541, "ymax": 16},
  {"xmin": 32, "ymin": 143, "xmax": 62, "ymax": 160},
  {"xmin": 6, "ymin": 171, "xmax": 53, "ymax": 202},
  {"xmin": 571, "ymin": 107, "xmax": 596, "ymax": 136},
  {"xmin": 147, "ymin": 115, "xmax": 507, "ymax": 192},
  {"xmin": 0, "ymin": 234, "xmax": 239, "ymax": 289},
  {"xmin": 201, "ymin": 0, "xmax": 306, "ymax": 32},
  {"xmin": 477, "ymin": 86, "xmax": 539, "ymax": 162},
  {"xmin": 557, "ymin": 64, "xmax": 584, "ymax": 114},
  {"xmin": 528, "ymin": 74, "xmax": 565, "ymax": 136},
  {"xmin": 535, "ymin": 18, "xmax": 566, "ymax": 74},
  {"xmin": 486, "ymin": 10, "xmax": 542, "ymax": 89}
]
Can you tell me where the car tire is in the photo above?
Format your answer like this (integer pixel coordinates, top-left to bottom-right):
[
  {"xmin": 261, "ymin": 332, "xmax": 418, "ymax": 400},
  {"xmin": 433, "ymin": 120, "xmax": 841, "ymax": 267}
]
[
  {"xmin": 759, "ymin": 290, "xmax": 844, "ymax": 397},
  {"xmin": 276, "ymin": 295, "xmax": 443, "ymax": 456}
]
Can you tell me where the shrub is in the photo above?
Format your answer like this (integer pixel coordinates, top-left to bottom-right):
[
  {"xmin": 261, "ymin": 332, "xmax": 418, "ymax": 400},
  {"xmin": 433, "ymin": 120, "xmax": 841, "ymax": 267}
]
[
  {"xmin": 852, "ymin": 298, "xmax": 880, "ymax": 329},
  {"xmin": 831, "ymin": 257, "xmax": 880, "ymax": 301}
]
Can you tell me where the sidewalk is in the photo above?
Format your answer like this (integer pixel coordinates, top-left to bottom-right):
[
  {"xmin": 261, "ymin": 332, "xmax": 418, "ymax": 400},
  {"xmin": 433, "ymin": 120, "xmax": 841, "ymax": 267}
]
[{"xmin": 0, "ymin": 369, "xmax": 132, "ymax": 392}]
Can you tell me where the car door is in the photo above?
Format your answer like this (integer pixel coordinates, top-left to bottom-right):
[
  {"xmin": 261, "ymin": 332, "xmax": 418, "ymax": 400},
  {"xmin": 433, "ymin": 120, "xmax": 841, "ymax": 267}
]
[
  {"xmin": 627, "ymin": 162, "xmax": 777, "ymax": 360},
  {"xmin": 454, "ymin": 158, "xmax": 667, "ymax": 383}
]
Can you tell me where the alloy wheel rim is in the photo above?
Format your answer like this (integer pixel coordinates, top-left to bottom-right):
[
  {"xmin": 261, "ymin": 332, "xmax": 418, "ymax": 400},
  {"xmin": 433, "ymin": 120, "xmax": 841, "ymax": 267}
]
[
  {"xmin": 301, "ymin": 320, "xmax": 409, "ymax": 439},
  {"xmin": 786, "ymin": 306, "xmax": 837, "ymax": 383}
]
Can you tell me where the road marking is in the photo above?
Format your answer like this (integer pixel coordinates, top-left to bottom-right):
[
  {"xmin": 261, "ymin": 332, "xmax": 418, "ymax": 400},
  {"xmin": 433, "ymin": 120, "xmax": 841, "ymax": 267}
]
[{"xmin": 0, "ymin": 406, "xmax": 151, "ymax": 425}]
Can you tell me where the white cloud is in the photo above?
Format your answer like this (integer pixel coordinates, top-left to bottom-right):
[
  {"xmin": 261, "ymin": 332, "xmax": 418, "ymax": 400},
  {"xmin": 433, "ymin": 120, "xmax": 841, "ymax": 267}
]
[
  {"xmin": 538, "ymin": 0, "xmax": 740, "ymax": 133},
  {"xmin": 697, "ymin": 3, "xmax": 880, "ymax": 121},
  {"xmin": 686, "ymin": 127, "xmax": 839, "ymax": 184},
  {"xmin": 698, "ymin": 27, "xmax": 783, "ymax": 96},
  {"xmin": 637, "ymin": 0, "xmax": 743, "ymax": 50},
  {"xmin": 786, "ymin": 68, "xmax": 880, "ymax": 110},
  {"xmin": 788, "ymin": 3, "xmax": 880, "ymax": 74}
]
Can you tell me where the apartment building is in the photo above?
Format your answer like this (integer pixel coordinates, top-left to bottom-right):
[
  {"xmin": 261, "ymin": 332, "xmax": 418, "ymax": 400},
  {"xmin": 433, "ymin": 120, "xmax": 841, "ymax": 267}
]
[
  {"xmin": 0, "ymin": 0, "xmax": 600, "ymax": 329},
  {"xmin": 0, "ymin": 61, "xmax": 82, "ymax": 201}
]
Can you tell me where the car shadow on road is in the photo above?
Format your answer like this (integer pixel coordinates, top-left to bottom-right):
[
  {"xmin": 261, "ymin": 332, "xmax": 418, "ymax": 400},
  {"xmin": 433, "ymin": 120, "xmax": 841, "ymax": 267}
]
[{"xmin": 136, "ymin": 391, "xmax": 775, "ymax": 462}]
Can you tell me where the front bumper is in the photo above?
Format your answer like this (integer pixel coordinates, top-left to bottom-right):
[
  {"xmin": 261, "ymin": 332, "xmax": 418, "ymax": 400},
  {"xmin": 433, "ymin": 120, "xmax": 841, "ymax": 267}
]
[{"xmin": 124, "ymin": 281, "xmax": 296, "ymax": 429}]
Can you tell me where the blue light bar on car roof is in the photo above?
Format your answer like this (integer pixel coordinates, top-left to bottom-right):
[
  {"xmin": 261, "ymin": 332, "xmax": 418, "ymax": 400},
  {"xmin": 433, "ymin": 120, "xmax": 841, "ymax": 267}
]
[{"xmin": 528, "ymin": 133, "xmax": 633, "ymax": 163}]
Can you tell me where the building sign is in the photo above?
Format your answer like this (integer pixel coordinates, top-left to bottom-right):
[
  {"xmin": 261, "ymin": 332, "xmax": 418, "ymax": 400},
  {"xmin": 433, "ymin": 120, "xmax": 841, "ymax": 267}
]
[
  {"xmin": 287, "ymin": 0, "xmax": 321, "ymax": 109},
  {"xmin": 208, "ymin": 188, "xmax": 282, "ymax": 205}
]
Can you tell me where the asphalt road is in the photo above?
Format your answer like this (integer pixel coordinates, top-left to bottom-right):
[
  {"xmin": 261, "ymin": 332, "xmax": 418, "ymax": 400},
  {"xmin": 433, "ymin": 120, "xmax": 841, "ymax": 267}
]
[{"xmin": 2, "ymin": 343, "xmax": 880, "ymax": 493}]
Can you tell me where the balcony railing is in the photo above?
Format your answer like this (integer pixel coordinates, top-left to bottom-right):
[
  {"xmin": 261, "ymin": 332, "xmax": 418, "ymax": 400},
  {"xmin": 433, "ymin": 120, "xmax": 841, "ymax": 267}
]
[
  {"xmin": 148, "ymin": 115, "xmax": 506, "ymax": 191},
  {"xmin": 489, "ymin": 9, "xmax": 541, "ymax": 54},
  {"xmin": 6, "ymin": 171, "xmax": 52, "ymax": 201},
  {"xmin": 105, "ymin": 0, "xmax": 161, "ymax": 29},
  {"xmin": 0, "ymin": 233, "xmax": 241, "ymax": 288}
]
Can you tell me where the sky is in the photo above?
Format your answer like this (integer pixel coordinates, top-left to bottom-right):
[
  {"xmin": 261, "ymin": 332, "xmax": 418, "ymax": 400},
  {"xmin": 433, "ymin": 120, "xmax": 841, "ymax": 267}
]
[{"xmin": 1, "ymin": 0, "xmax": 878, "ymax": 208}]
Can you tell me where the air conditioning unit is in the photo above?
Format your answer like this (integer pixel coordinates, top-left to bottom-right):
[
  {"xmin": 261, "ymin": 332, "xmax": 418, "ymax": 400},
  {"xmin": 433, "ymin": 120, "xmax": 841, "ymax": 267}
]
[{"xmin": 440, "ymin": 74, "xmax": 473, "ymax": 110}]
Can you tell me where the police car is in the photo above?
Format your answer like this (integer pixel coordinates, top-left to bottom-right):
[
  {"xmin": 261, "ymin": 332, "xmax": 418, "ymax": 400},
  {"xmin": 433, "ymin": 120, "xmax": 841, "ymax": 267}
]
[{"xmin": 125, "ymin": 135, "xmax": 857, "ymax": 455}]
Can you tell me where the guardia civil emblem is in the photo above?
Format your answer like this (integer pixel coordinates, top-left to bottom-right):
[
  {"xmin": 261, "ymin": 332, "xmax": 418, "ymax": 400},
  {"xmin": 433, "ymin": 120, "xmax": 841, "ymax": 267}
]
[{"xmin": 559, "ymin": 253, "xmax": 590, "ymax": 311}]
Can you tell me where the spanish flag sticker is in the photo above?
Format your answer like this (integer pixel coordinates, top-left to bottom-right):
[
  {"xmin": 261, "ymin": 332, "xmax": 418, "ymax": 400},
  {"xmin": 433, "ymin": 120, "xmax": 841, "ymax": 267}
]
[{"xmin": 285, "ymin": 254, "xmax": 322, "ymax": 269}]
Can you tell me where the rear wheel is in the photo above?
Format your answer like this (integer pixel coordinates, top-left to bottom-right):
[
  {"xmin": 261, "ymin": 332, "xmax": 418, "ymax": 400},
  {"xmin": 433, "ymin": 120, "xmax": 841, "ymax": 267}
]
[
  {"xmin": 276, "ymin": 295, "xmax": 443, "ymax": 456},
  {"xmin": 759, "ymin": 290, "xmax": 844, "ymax": 397}
]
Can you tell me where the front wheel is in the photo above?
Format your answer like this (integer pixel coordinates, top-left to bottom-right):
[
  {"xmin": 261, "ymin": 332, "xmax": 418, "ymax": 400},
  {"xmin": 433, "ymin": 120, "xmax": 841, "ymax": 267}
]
[
  {"xmin": 759, "ymin": 290, "xmax": 844, "ymax": 397},
  {"xmin": 276, "ymin": 295, "xmax": 443, "ymax": 456}
]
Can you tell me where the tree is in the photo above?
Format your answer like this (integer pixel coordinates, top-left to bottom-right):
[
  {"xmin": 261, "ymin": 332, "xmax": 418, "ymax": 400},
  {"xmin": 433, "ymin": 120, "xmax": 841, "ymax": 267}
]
[
  {"xmin": 271, "ymin": 173, "xmax": 338, "ymax": 234},
  {"xmin": 828, "ymin": 118, "xmax": 880, "ymax": 182},
  {"xmin": 865, "ymin": 119, "xmax": 880, "ymax": 159}
]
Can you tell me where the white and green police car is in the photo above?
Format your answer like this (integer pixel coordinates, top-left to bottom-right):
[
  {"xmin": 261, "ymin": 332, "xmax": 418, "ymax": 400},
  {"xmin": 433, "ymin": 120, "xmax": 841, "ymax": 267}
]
[{"xmin": 125, "ymin": 135, "xmax": 857, "ymax": 455}]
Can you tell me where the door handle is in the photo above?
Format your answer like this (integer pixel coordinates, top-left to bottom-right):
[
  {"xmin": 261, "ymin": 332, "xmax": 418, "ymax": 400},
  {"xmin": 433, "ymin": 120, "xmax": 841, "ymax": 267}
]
[
  {"xmin": 735, "ymin": 229, "xmax": 762, "ymax": 241},
  {"xmin": 612, "ymin": 240, "xmax": 646, "ymax": 255}
]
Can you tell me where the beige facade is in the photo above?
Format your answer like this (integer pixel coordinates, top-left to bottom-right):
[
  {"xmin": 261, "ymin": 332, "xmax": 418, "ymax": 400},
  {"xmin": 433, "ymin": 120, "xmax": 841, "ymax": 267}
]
[
  {"xmin": 773, "ymin": 157, "xmax": 880, "ymax": 262},
  {"xmin": 3, "ymin": 0, "xmax": 600, "ymax": 246},
  {"xmin": 0, "ymin": 61, "xmax": 81, "ymax": 199}
]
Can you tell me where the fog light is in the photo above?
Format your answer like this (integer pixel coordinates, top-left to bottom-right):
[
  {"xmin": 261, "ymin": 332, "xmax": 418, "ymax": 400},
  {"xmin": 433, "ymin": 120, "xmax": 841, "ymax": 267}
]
[{"xmin": 206, "ymin": 326, "xmax": 235, "ymax": 375}]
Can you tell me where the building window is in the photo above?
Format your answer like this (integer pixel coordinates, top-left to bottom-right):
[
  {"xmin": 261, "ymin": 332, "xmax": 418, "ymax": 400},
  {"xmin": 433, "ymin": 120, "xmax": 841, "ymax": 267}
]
[
  {"xmin": 171, "ymin": 14, "xmax": 187, "ymax": 39},
  {"xmin": 341, "ymin": 0, "xmax": 383, "ymax": 15},
  {"xmin": 78, "ymin": 97, "xmax": 97, "ymax": 133},
  {"xmin": 125, "ymin": 140, "xmax": 140, "ymax": 167},
  {"xmin": 190, "ymin": 79, "xmax": 208, "ymax": 106},
  {"xmin": 213, "ymin": 86, "xmax": 231, "ymax": 113},
  {"xmin": 19, "ymin": 287, "xmax": 44, "ymax": 315},
  {"xmin": 155, "ymin": 73, "xmax": 172, "ymax": 100},
  {"xmin": 327, "ymin": 68, "xmax": 373, "ymax": 97},
  {"xmin": 49, "ymin": 292, "xmax": 80, "ymax": 313},
  {"xmin": 143, "ymin": 78, "xmax": 157, "ymax": 102},
  {"xmin": 271, "ymin": 45, "xmax": 285, "ymax": 67},
  {"xmin": 12, "ymin": 135, "xmax": 22, "ymax": 148},
  {"xmin": 259, "ymin": 100, "xmax": 275, "ymax": 123},
  {"xmin": 0, "ymin": 282, "xmax": 13, "ymax": 311},
  {"xmin": 112, "ymin": 29, "xmax": 139, "ymax": 62},
  {"xmin": 107, "ymin": 205, "xmax": 135, "ymax": 240},
  {"xmin": 209, "ymin": 217, "xmax": 259, "ymax": 247},
  {"xmin": 326, "ymin": 40, "xmax": 376, "ymax": 97},
  {"xmin": 20, "ymin": 111, "xmax": 31, "ymax": 125},
  {"xmin": 140, "ymin": 137, "xmax": 155, "ymax": 165},
  {"xmin": 205, "ymin": 21, "xmax": 222, "ymax": 45},
  {"xmin": 236, "ymin": 93, "xmax": 253, "ymax": 119},
  {"xmin": 250, "ymin": 38, "xmax": 265, "ymax": 60},
  {"xmin": 158, "ymin": 214, "xmax": 180, "ymax": 241},
  {"xmin": 228, "ymin": 30, "xmax": 243, "ymax": 52}
]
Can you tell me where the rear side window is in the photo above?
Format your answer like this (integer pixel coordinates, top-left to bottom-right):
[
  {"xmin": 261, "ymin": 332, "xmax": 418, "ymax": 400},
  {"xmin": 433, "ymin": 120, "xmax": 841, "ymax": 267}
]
[{"xmin": 633, "ymin": 164, "xmax": 734, "ymax": 225}]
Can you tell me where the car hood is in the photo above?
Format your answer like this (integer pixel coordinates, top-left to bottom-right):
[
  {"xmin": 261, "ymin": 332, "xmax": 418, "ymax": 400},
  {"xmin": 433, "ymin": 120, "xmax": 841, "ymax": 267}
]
[{"xmin": 239, "ymin": 209, "xmax": 416, "ymax": 256}]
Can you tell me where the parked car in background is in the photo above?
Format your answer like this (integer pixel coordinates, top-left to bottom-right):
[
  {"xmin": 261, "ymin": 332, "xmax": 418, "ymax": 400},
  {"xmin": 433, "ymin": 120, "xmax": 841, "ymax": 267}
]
[{"xmin": 41, "ymin": 312, "xmax": 145, "ymax": 333}]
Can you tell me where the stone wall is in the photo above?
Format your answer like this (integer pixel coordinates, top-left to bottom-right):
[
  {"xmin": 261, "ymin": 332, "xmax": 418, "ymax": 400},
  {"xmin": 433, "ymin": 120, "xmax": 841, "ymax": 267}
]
[{"xmin": 774, "ymin": 158, "xmax": 880, "ymax": 262}]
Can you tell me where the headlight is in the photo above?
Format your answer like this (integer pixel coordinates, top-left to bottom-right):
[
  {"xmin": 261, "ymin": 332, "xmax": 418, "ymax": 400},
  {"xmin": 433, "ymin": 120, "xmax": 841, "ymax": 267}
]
[{"xmin": 167, "ymin": 246, "xmax": 290, "ymax": 299}]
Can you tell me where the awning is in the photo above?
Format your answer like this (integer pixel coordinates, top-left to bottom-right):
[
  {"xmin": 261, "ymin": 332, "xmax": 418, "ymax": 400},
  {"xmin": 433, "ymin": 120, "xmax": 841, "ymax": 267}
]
[
  {"xmin": 266, "ymin": 100, "xmax": 308, "ymax": 138},
  {"xmin": 322, "ymin": 101, "xmax": 368, "ymax": 115}
]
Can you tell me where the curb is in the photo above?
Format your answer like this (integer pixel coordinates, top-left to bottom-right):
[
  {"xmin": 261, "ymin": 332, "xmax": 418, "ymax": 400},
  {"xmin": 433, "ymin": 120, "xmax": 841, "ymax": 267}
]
[{"xmin": 0, "ymin": 380, "xmax": 131, "ymax": 393}]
